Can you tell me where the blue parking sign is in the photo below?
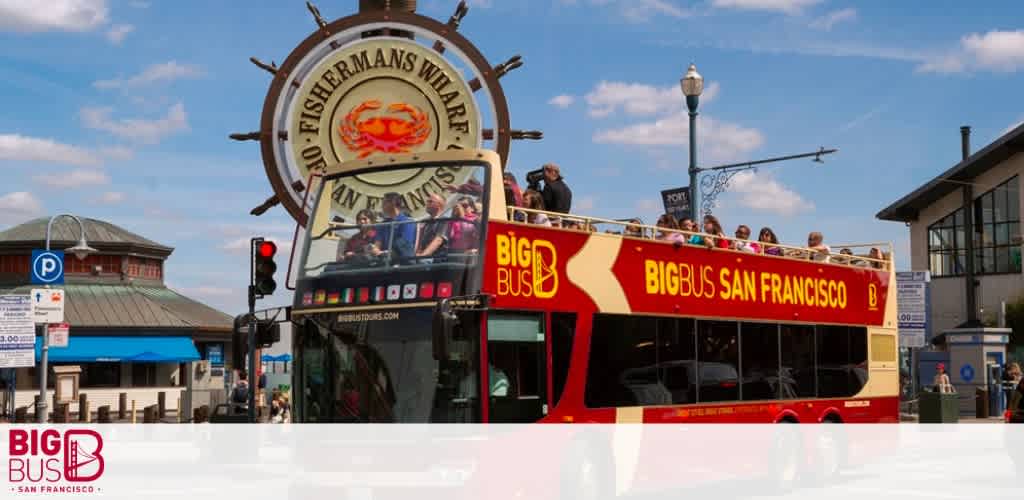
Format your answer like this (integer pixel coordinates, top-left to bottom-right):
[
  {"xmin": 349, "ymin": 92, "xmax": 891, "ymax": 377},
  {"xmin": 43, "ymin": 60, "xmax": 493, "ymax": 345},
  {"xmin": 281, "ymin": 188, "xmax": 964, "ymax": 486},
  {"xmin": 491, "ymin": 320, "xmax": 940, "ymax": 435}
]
[{"xmin": 31, "ymin": 250, "xmax": 64, "ymax": 285}]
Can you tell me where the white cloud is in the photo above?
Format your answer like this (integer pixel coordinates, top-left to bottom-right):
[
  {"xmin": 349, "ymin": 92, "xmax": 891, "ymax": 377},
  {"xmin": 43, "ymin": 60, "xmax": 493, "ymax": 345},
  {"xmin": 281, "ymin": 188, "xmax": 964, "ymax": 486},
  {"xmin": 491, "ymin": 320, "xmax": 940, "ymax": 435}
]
[
  {"xmin": 93, "ymin": 61, "xmax": 203, "ymax": 90},
  {"xmin": 593, "ymin": 113, "xmax": 764, "ymax": 162},
  {"xmin": 726, "ymin": 171, "xmax": 814, "ymax": 216},
  {"xmin": 575, "ymin": 196, "xmax": 596, "ymax": 212},
  {"xmin": 0, "ymin": 0, "xmax": 108, "ymax": 33},
  {"xmin": 105, "ymin": 23, "xmax": 133, "ymax": 44},
  {"xmin": 635, "ymin": 199, "xmax": 661, "ymax": 212},
  {"xmin": 809, "ymin": 8, "xmax": 857, "ymax": 31},
  {"xmin": 560, "ymin": 0, "xmax": 689, "ymax": 23},
  {"xmin": 585, "ymin": 80, "xmax": 720, "ymax": 118},
  {"xmin": 92, "ymin": 191, "xmax": 126, "ymax": 204},
  {"xmin": 32, "ymin": 168, "xmax": 110, "ymax": 189},
  {"xmin": 712, "ymin": 0, "xmax": 821, "ymax": 15},
  {"xmin": 917, "ymin": 30, "xmax": 1024, "ymax": 74},
  {"xmin": 98, "ymin": 146, "xmax": 134, "ymax": 160},
  {"xmin": 80, "ymin": 102, "xmax": 189, "ymax": 144},
  {"xmin": 0, "ymin": 191, "xmax": 43, "ymax": 225},
  {"xmin": 622, "ymin": 0, "xmax": 691, "ymax": 22},
  {"xmin": 0, "ymin": 134, "xmax": 102, "ymax": 166},
  {"xmin": 1002, "ymin": 119, "xmax": 1024, "ymax": 137},
  {"xmin": 548, "ymin": 95, "xmax": 575, "ymax": 109}
]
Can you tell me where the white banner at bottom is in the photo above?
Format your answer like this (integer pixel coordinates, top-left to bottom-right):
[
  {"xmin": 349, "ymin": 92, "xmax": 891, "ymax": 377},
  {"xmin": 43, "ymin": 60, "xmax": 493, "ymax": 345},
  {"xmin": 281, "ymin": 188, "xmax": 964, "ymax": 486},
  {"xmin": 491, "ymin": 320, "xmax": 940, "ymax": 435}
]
[{"xmin": 1, "ymin": 424, "xmax": 1021, "ymax": 499}]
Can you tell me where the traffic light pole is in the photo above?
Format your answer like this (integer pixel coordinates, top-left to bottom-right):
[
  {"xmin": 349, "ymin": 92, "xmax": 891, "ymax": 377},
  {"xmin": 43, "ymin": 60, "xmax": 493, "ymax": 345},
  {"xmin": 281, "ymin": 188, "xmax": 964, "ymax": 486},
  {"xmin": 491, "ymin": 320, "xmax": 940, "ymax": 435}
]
[{"xmin": 247, "ymin": 285, "xmax": 257, "ymax": 423}]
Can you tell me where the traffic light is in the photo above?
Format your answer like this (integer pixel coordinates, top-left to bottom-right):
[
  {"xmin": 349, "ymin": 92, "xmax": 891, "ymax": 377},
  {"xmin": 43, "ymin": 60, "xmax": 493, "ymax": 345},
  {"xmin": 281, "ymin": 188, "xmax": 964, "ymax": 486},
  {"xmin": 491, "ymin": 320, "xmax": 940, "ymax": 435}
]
[
  {"xmin": 252, "ymin": 238, "xmax": 277, "ymax": 297},
  {"xmin": 256, "ymin": 320, "xmax": 281, "ymax": 348}
]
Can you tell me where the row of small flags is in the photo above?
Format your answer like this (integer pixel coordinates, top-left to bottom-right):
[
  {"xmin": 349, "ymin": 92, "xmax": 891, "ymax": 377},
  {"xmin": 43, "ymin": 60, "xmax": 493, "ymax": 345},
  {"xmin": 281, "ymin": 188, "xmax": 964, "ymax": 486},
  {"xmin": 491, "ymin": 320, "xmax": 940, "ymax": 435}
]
[{"xmin": 302, "ymin": 282, "xmax": 454, "ymax": 306}]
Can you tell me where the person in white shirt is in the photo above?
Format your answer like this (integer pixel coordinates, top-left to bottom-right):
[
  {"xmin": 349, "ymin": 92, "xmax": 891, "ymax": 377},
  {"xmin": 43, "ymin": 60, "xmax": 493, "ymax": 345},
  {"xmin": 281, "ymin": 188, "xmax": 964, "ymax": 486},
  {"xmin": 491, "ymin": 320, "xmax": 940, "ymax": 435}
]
[
  {"xmin": 460, "ymin": 363, "xmax": 510, "ymax": 398},
  {"xmin": 807, "ymin": 231, "xmax": 831, "ymax": 261}
]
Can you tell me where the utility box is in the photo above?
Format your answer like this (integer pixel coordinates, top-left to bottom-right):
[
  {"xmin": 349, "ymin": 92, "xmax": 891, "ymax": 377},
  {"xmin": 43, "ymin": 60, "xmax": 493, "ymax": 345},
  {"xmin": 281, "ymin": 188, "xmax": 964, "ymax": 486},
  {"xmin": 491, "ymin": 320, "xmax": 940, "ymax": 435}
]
[
  {"xmin": 919, "ymin": 391, "xmax": 960, "ymax": 423},
  {"xmin": 52, "ymin": 365, "xmax": 81, "ymax": 403}
]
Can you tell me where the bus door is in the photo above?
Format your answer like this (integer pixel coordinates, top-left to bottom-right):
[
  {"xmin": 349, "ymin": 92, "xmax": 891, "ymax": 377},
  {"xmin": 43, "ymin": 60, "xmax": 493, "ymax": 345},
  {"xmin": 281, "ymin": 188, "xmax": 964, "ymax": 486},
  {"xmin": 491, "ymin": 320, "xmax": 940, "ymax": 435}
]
[{"xmin": 485, "ymin": 312, "xmax": 548, "ymax": 422}]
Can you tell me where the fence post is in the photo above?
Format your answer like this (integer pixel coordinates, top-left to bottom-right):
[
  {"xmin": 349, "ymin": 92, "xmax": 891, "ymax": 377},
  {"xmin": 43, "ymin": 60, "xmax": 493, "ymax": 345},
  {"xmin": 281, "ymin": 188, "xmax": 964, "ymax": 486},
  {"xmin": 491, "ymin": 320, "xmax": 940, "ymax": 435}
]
[
  {"xmin": 97, "ymin": 405, "xmax": 111, "ymax": 423},
  {"xmin": 177, "ymin": 397, "xmax": 183, "ymax": 423},
  {"xmin": 130, "ymin": 400, "xmax": 136, "ymax": 424},
  {"xmin": 158, "ymin": 391, "xmax": 166, "ymax": 419},
  {"xmin": 119, "ymin": 392, "xmax": 127, "ymax": 420},
  {"xmin": 33, "ymin": 395, "xmax": 41, "ymax": 421},
  {"xmin": 79, "ymin": 393, "xmax": 89, "ymax": 423}
]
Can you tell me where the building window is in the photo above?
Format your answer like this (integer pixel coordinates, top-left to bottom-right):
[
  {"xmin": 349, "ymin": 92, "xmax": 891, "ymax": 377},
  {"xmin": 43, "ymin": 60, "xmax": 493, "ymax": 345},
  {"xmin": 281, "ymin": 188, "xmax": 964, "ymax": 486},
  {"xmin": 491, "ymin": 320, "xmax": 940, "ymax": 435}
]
[{"xmin": 928, "ymin": 176, "xmax": 1021, "ymax": 277}]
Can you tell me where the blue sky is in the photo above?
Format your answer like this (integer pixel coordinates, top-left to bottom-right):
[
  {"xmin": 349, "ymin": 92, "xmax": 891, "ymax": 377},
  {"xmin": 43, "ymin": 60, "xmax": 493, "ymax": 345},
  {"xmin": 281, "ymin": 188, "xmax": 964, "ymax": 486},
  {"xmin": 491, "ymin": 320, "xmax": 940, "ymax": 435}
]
[{"xmin": 1, "ymin": 0, "xmax": 1023, "ymax": 315}]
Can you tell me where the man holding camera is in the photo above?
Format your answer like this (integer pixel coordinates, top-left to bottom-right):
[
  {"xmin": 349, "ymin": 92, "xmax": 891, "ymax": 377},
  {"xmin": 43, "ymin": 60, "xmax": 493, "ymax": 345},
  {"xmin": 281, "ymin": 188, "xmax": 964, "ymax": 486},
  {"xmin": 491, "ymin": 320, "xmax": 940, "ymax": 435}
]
[{"xmin": 527, "ymin": 163, "xmax": 572, "ymax": 216}]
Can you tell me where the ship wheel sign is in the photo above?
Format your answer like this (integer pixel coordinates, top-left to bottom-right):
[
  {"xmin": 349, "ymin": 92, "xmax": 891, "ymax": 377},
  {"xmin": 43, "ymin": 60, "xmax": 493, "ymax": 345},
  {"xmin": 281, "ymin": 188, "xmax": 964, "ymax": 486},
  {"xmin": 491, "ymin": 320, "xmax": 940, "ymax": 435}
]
[{"xmin": 233, "ymin": 0, "xmax": 542, "ymax": 226}]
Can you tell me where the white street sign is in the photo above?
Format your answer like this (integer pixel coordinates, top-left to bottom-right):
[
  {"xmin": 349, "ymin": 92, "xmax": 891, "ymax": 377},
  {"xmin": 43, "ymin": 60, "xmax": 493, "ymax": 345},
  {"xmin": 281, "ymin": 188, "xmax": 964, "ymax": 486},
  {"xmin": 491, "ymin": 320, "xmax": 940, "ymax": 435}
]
[
  {"xmin": 896, "ymin": 271, "xmax": 930, "ymax": 348},
  {"xmin": 49, "ymin": 323, "xmax": 69, "ymax": 348},
  {"xmin": 0, "ymin": 295, "xmax": 36, "ymax": 368},
  {"xmin": 30, "ymin": 288, "xmax": 64, "ymax": 324}
]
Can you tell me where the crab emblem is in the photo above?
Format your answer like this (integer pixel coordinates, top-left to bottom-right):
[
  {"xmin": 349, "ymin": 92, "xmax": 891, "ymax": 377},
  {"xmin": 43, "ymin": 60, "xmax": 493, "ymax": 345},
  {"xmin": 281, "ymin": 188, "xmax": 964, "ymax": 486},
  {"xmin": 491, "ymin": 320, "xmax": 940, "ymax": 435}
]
[{"xmin": 339, "ymin": 100, "xmax": 431, "ymax": 158}]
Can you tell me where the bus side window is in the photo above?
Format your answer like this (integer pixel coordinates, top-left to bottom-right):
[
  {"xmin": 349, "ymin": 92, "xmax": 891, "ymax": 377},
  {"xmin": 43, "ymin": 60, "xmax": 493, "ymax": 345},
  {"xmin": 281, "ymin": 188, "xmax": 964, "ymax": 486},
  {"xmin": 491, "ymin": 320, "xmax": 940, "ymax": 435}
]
[{"xmin": 550, "ymin": 313, "xmax": 576, "ymax": 409}]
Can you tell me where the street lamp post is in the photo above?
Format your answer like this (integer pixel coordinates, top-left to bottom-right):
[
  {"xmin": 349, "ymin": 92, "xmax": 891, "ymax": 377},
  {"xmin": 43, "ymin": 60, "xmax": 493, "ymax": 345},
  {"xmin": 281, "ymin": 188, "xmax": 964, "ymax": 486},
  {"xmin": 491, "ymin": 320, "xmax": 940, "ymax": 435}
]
[
  {"xmin": 681, "ymin": 63, "xmax": 704, "ymax": 222},
  {"xmin": 36, "ymin": 214, "xmax": 96, "ymax": 423}
]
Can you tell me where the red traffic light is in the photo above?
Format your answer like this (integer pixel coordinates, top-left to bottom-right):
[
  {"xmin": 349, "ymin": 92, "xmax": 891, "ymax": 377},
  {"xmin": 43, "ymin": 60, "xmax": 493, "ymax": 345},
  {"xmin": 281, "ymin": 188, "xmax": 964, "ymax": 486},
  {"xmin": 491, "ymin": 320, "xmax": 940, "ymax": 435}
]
[{"xmin": 257, "ymin": 241, "xmax": 277, "ymax": 258}]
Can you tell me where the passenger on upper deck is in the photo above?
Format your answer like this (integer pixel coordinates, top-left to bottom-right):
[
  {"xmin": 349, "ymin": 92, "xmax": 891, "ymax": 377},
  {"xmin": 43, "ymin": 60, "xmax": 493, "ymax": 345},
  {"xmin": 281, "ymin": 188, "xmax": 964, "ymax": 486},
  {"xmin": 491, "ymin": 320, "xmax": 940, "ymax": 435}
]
[
  {"xmin": 868, "ymin": 247, "xmax": 885, "ymax": 269},
  {"xmin": 448, "ymin": 197, "xmax": 480, "ymax": 253},
  {"xmin": 371, "ymin": 192, "xmax": 416, "ymax": 261},
  {"xmin": 732, "ymin": 225, "xmax": 760, "ymax": 253},
  {"xmin": 680, "ymin": 218, "xmax": 697, "ymax": 234},
  {"xmin": 758, "ymin": 227, "xmax": 782, "ymax": 256},
  {"xmin": 503, "ymin": 172, "xmax": 523, "ymax": 208},
  {"xmin": 539, "ymin": 163, "xmax": 572, "ymax": 216},
  {"xmin": 416, "ymin": 194, "xmax": 449, "ymax": 258},
  {"xmin": 523, "ymin": 190, "xmax": 552, "ymax": 226},
  {"xmin": 807, "ymin": 231, "xmax": 831, "ymax": 261},
  {"xmin": 340, "ymin": 209, "xmax": 379, "ymax": 261},
  {"xmin": 656, "ymin": 214, "xmax": 686, "ymax": 245},
  {"xmin": 624, "ymin": 218, "xmax": 644, "ymax": 238},
  {"xmin": 690, "ymin": 215, "xmax": 729, "ymax": 249}
]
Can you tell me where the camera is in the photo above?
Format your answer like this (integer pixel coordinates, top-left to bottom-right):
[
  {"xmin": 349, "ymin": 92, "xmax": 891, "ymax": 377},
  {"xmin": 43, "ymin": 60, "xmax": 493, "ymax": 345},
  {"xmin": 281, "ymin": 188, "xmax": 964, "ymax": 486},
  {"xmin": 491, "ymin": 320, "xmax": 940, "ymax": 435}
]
[{"xmin": 525, "ymin": 168, "xmax": 545, "ymax": 190}]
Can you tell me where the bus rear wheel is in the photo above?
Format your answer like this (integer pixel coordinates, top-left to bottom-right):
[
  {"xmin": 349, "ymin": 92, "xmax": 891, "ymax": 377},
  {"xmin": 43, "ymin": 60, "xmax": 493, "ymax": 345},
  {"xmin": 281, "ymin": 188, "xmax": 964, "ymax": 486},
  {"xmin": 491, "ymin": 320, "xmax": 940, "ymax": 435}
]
[{"xmin": 767, "ymin": 421, "xmax": 801, "ymax": 494}]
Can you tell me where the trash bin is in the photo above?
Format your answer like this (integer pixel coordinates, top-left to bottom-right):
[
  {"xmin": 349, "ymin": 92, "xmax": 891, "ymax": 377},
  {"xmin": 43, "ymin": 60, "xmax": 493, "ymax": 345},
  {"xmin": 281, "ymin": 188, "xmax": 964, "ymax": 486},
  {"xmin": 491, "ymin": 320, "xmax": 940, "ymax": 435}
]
[
  {"xmin": 919, "ymin": 391, "xmax": 960, "ymax": 423},
  {"xmin": 976, "ymin": 388, "xmax": 989, "ymax": 419}
]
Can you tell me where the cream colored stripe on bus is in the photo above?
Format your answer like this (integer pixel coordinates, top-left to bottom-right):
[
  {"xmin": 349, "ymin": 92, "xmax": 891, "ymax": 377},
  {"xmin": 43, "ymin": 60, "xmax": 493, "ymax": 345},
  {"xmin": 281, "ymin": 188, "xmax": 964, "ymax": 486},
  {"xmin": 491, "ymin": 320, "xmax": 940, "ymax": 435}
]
[{"xmin": 566, "ymin": 232, "xmax": 630, "ymax": 313}]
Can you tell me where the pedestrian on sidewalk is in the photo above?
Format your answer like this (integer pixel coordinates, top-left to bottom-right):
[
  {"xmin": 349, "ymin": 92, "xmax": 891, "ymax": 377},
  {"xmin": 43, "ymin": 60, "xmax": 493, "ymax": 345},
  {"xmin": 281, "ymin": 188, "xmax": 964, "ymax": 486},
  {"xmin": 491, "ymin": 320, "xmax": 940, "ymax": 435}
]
[{"xmin": 933, "ymin": 363, "xmax": 954, "ymax": 393}]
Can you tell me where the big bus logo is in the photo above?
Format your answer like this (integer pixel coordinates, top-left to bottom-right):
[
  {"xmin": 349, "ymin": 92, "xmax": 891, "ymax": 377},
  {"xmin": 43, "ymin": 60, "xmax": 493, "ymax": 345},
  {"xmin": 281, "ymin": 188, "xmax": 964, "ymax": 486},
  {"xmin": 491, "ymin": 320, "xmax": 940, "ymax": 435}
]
[
  {"xmin": 495, "ymin": 233, "xmax": 558, "ymax": 299},
  {"xmin": 868, "ymin": 283, "xmax": 879, "ymax": 310},
  {"xmin": 8, "ymin": 429, "xmax": 105, "ymax": 485}
]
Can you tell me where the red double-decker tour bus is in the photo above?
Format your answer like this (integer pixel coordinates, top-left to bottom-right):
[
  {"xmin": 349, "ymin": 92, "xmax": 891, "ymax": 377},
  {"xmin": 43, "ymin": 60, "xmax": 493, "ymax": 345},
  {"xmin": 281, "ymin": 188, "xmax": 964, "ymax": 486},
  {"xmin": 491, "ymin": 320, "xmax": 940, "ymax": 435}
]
[{"xmin": 290, "ymin": 149, "xmax": 899, "ymax": 425}]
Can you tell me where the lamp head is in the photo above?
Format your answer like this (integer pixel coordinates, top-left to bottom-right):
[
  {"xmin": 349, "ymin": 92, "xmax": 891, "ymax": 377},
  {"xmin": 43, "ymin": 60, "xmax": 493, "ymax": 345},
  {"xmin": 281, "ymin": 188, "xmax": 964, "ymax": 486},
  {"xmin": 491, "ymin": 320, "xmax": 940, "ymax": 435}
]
[
  {"xmin": 680, "ymin": 63, "xmax": 704, "ymax": 97},
  {"xmin": 66, "ymin": 235, "xmax": 97, "ymax": 261}
]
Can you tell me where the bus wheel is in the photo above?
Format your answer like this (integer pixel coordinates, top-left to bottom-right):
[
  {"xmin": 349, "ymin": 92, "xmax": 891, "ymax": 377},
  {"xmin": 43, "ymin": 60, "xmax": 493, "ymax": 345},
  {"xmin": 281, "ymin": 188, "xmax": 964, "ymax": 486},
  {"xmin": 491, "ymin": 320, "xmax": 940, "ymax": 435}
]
[
  {"xmin": 810, "ymin": 419, "xmax": 843, "ymax": 484},
  {"xmin": 768, "ymin": 422, "xmax": 801, "ymax": 494}
]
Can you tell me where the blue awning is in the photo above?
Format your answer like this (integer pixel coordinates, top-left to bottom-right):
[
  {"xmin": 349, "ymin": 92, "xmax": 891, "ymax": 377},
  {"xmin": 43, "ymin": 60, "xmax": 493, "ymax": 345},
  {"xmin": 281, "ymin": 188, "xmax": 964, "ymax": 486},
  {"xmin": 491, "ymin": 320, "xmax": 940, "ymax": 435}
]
[
  {"xmin": 261, "ymin": 353, "xmax": 292, "ymax": 363},
  {"xmin": 35, "ymin": 336, "xmax": 200, "ymax": 363}
]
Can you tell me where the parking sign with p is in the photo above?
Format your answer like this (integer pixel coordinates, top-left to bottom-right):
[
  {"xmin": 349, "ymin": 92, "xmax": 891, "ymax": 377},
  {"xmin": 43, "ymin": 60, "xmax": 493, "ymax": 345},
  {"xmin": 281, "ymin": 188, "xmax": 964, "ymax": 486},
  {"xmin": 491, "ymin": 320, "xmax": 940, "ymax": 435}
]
[{"xmin": 31, "ymin": 250, "xmax": 65, "ymax": 285}]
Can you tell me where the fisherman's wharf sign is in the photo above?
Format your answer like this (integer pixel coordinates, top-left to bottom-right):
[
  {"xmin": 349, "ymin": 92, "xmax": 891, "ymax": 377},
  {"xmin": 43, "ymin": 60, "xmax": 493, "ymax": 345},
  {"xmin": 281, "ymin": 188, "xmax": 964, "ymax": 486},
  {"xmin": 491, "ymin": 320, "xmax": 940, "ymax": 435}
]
[{"xmin": 290, "ymin": 38, "xmax": 481, "ymax": 178}]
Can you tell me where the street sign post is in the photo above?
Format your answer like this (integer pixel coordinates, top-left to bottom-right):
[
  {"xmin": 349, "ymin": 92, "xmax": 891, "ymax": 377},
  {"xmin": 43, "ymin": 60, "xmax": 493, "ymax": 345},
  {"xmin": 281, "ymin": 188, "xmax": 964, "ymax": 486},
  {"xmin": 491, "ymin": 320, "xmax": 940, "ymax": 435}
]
[
  {"xmin": 0, "ymin": 296, "xmax": 35, "ymax": 368},
  {"xmin": 48, "ymin": 323, "xmax": 69, "ymax": 348},
  {"xmin": 30, "ymin": 289, "xmax": 64, "ymax": 324},
  {"xmin": 30, "ymin": 250, "xmax": 65, "ymax": 285},
  {"xmin": 896, "ymin": 271, "xmax": 930, "ymax": 348}
]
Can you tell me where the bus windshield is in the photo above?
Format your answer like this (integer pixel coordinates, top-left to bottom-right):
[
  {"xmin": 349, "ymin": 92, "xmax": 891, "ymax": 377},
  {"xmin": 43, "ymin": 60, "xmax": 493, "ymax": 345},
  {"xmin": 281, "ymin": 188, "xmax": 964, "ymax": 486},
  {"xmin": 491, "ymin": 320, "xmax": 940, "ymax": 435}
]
[
  {"xmin": 300, "ymin": 162, "xmax": 488, "ymax": 280},
  {"xmin": 294, "ymin": 308, "xmax": 480, "ymax": 423}
]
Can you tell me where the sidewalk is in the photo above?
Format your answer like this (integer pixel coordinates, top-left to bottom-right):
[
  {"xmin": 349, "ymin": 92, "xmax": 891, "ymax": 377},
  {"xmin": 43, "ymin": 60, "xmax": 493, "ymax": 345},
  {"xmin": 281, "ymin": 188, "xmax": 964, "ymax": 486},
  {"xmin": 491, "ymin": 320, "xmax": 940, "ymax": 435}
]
[{"xmin": 901, "ymin": 413, "xmax": 1005, "ymax": 423}]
